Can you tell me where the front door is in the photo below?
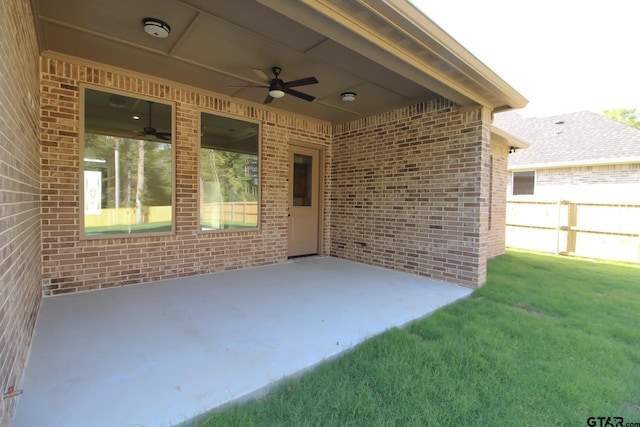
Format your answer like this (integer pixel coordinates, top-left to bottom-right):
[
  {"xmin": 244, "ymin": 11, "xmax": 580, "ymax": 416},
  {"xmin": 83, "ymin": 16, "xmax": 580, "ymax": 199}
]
[{"xmin": 288, "ymin": 144, "xmax": 320, "ymax": 257}]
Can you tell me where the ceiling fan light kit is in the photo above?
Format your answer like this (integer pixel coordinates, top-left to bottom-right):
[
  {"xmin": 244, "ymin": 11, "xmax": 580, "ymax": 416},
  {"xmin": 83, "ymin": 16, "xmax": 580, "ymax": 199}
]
[
  {"xmin": 142, "ymin": 18, "xmax": 171, "ymax": 38},
  {"xmin": 268, "ymin": 89, "xmax": 285, "ymax": 99}
]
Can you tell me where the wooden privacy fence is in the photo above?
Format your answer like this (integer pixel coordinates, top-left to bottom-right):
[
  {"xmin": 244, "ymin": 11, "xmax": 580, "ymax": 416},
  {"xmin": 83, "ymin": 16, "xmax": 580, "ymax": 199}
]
[
  {"xmin": 201, "ymin": 201, "xmax": 258, "ymax": 227},
  {"xmin": 84, "ymin": 206, "xmax": 172, "ymax": 227},
  {"xmin": 84, "ymin": 202, "xmax": 258, "ymax": 228},
  {"xmin": 506, "ymin": 200, "xmax": 640, "ymax": 262}
]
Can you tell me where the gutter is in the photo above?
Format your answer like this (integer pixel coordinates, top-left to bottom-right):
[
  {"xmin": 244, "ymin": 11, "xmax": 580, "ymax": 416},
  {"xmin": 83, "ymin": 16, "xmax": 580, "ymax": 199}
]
[
  {"xmin": 373, "ymin": 0, "xmax": 529, "ymax": 110},
  {"xmin": 491, "ymin": 125, "xmax": 529, "ymax": 149}
]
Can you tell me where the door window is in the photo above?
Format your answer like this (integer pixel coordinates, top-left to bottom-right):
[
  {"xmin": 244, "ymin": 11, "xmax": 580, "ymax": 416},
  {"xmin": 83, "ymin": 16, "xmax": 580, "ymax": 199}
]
[{"xmin": 293, "ymin": 154, "xmax": 312, "ymax": 206}]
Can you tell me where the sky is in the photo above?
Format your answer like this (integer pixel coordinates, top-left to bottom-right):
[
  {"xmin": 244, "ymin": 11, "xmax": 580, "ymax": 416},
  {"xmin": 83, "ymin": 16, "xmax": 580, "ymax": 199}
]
[{"xmin": 410, "ymin": 0, "xmax": 640, "ymax": 118}]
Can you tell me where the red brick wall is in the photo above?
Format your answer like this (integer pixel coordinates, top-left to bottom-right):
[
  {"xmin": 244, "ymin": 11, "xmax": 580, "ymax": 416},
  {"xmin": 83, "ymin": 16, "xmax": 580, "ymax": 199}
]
[
  {"xmin": 40, "ymin": 55, "xmax": 332, "ymax": 295},
  {"xmin": 0, "ymin": 0, "xmax": 41, "ymax": 424},
  {"xmin": 331, "ymin": 101, "xmax": 491, "ymax": 287}
]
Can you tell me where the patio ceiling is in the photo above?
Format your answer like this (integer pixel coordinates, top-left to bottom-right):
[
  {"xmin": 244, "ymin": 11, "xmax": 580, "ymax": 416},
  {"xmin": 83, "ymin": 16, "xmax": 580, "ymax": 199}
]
[{"xmin": 30, "ymin": 0, "xmax": 527, "ymax": 123}]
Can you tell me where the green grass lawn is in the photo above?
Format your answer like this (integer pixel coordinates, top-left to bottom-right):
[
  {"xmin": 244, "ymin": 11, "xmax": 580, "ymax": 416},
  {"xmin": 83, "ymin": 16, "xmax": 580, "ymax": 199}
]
[{"xmin": 197, "ymin": 250, "xmax": 640, "ymax": 426}]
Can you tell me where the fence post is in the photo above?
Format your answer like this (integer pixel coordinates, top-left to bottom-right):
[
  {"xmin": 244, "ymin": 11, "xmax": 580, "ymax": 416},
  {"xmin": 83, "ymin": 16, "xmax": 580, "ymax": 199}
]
[
  {"xmin": 555, "ymin": 199, "xmax": 562, "ymax": 255},
  {"xmin": 566, "ymin": 202, "xmax": 578, "ymax": 254}
]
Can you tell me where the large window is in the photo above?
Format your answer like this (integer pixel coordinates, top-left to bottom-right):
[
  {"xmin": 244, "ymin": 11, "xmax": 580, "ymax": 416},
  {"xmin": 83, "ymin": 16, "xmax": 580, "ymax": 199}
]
[
  {"xmin": 82, "ymin": 87, "xmax": 174, "ymax": 236},
  {"xmin": 200, "ymin": 112, "xmax": 259, "ymax": 231},
  {"xmin": 512, "ymin": 171, "xmax": 535, "ymax": 195}
]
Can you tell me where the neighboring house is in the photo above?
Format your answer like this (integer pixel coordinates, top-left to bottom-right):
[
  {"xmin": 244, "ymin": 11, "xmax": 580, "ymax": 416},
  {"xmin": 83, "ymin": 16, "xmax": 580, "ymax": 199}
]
[
  {"xmin": 1, "ymin": 0, "xmax": 527, "ymax": 424},
  {"xmin": 494, "ymin": 111, "xmax": 640, "ymax": 262}
]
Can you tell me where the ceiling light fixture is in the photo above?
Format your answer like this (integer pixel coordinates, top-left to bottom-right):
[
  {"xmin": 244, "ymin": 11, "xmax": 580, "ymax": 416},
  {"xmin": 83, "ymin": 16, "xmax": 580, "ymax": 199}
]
[
  {"xmin": 341, "ymin": 92, "xmax": 357, "ymax": 102},
  {"xmin": 142, "ymin": 18, "xmax": 171, "ymax": 38},
  {"xmin": 267, "ymin": 69, "xmax": 286, "ymax": 99},
  {"xmin": 268, "ymin": 90, "xmax": 285, "ymax": 98}
]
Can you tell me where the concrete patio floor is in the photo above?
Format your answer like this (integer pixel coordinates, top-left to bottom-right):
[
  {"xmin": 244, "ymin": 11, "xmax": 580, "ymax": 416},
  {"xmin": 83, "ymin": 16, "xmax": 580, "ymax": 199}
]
[{"xmin": 12, "ymin": 256, "xmax": 472, "ymax": 427}]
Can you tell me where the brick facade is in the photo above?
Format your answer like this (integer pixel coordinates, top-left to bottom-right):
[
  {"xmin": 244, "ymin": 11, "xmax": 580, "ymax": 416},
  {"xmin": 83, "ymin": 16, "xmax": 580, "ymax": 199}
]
[
  {"xmin": 0, "ymin": 0, "xmax": 42, "ymax": 425},
  {"xmin": 508, "ymin": 163, "xmax": 640, "ymax": 203},
  {"xmin": 488, "ymin": 144, "xmax": 509, "ymax": 258},
  {"xmin": 40, "ymin": 55, "xmax": 332, "ymax": 296},
  {"xmin": 331, "ymin": 103, "xmax": 492, "ymax": 287},
  {"xmin": 38, "ymin": 54, "xmax": 500, "ymax": 294}
]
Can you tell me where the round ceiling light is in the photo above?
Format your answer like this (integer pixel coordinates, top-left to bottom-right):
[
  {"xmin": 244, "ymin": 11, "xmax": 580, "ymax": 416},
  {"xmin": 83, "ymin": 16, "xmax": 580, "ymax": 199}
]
[
  {"xmin": 142, "ymin": 18, "xmax": 171, "ymax": 38},
  {"xmin": 341, "ymin": 92, "xmax": 357, "ymax": 102},
  {"xmin": 269, "ymin": 89, "xmax": 285, "ymax": 99}
]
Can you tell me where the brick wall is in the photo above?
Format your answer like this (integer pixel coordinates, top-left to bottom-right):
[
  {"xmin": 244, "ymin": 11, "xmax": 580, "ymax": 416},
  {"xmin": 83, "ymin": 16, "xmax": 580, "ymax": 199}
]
[
  {"xmin": 40, "ymin": 55, "xmax": 501, "ymax": 294},
  {"xmin": 507, "ymin": 163, "xmax": 640, "ymax": 203},
  {"xmin": 331, "ymin": 101, "xmax": 492, "ymax": 287},
  {"xmin": 534, "ymin": 163, "xmax": 640, "ymax": 186},
  {"xmin": 487, "ymin": 144, "xmax": 509, "ymax": 258},
  {"xmin": 0, "ymin": 0, "xmax": 41, "ymax": 425},
  {"xmin": 40, "ymin": 54, "xmax": 332, "ymax": 295}
]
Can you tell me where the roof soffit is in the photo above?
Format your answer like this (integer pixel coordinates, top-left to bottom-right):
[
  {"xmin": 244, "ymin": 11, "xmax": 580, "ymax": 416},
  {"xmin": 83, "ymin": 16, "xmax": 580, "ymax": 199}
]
[{"xmin": 259, "ymin": 0, "xmax": 528, "ymax": 110}]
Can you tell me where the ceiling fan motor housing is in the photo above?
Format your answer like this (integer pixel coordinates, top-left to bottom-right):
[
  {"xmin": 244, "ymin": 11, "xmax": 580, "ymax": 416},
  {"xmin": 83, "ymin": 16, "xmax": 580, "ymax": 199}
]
[{"xmin": 269, "ymin": 79, "xmax": 284, "ymax": 91}]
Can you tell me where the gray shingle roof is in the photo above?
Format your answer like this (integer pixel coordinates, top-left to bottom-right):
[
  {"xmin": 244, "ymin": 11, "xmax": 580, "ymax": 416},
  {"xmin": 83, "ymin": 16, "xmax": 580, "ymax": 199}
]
[{"xmin": 493, "ymin": 111, "xmax": 640, "ymax": 168}]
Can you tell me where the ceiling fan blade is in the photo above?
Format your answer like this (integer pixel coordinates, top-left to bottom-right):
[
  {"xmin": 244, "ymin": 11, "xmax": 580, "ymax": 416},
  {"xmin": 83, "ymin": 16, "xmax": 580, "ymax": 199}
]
[
  {"xmin": 284, "ymin": 76, "xmax": 318, "ymax": 88},
  {"xmin": 284, "ymin": 87, "xmax": 315, "ymax": 102},
  {"xmin": 228, "ymin": 84, "xmax": 269, "ymax": 88},
  {"xmin": 155, "ymin": 133, "xmax": 171, "ymax": 141},
  {"xmin": 263, "ymin": 94, "xmax": 274, "ymax": 104},
  {"xmin": 252, "ymin": 68, "xmax": 271, "ymax": 82}
]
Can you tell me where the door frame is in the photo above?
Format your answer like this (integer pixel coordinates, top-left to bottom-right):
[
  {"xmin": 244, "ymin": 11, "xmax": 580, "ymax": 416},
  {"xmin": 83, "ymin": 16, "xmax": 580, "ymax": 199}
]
[{"xmin": 288, "ymin": 140, "xmax": 325, "ymax": 257}]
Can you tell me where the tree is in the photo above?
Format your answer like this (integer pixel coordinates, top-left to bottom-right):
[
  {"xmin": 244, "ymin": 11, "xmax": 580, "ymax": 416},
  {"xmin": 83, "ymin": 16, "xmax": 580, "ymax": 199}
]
[
  {"xmin": 602, "ymin": 108, "xmax": 640, "ymax": 130},
  {"xmin": 135, "ymin": 140, "xmax": 145, "ymax": 224},
  {"xmin": 84, "ymin": 133, "xmax": 172, "ymax": 214},
  {"xmin": 200, "ymin": 148, "xmax": 258, "ymax": 203}
]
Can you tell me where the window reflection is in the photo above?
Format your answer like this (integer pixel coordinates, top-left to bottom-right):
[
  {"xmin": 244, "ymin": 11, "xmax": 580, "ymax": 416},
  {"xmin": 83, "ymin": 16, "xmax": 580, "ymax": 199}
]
[
  {"xmin": 82, "ymin": 88, "xmax": 174, "ymax": 236},
  {"xmin": 200, "ymin": 112, "xmax": 259, "ymax": 230}
]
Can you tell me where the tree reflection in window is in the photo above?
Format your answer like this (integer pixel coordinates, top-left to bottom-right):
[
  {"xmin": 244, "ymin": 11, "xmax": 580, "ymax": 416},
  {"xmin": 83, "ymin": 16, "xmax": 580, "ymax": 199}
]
[
  {"xmin": 82, "ymin": 88, "xmax": 174, "ymax": 236},
  {"xmin": 200, "ymin": 112, "xmax": 259, "ymax": 230}
]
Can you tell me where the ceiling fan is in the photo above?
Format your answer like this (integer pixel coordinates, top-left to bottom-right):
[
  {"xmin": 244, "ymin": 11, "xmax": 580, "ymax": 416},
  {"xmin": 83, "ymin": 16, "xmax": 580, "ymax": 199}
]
[
  {"xmin": 137, "ymin": 101, "xmax": 171, "ymax": 140},
  {"xmin": 234, "ymin": 67, "xmax": 319, "ymax": 104}
]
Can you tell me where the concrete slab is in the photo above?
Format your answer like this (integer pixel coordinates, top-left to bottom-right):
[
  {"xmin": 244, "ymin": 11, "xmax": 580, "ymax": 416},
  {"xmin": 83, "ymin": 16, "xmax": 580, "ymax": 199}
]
[{"xmin": 12, "ymin": 257, "xmax": 472, "ymax": 427}]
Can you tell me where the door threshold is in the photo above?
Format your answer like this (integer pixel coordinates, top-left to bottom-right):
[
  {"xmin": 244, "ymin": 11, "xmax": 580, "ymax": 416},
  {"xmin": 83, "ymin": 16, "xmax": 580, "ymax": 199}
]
[{"xmin": 288, "ymin": 254, "xmax": 319, "ymax": 260}]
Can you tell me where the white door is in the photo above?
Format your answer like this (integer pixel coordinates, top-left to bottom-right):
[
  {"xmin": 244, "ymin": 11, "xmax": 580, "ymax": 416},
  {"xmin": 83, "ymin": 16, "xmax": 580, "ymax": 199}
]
[{"xmin": 288, "ymin": 144, "xmax": 320, "ymax": 257}]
